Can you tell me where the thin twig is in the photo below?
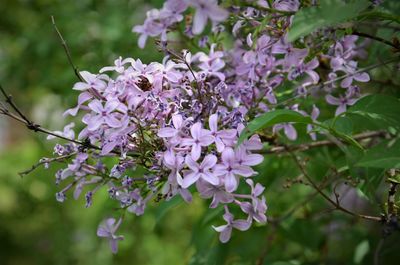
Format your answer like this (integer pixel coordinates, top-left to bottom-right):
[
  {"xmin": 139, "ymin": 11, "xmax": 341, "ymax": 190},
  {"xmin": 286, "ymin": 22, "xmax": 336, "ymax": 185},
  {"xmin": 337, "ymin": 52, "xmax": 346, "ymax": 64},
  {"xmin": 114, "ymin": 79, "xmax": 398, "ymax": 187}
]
[
  {"xmin": 0, "ymin": 84, "xmax": 35, "ymax": 126},
  {"xmin": 352, "ymin": 30, "xmax": 400, "ymax": 50},
  {"xmin": 288, "ymin": 148, "xmax": 382, "ymax": 222},
  {"xmin": 18, "ymin": 152, "xmax": 77, "ymax": 177},
  {"xmin": 51, "ymin": 16, "xmax": 84, "ymax": 82},
  {"xmin": 275, "ymin": 56, "xmax": 400, "ymax": 108},
  {"xmin": 259, "ymin": 131, "xmax": 386, "ymax": 154},
  {"xmin": 0, "ymin": 84, "xmax": 131, "ymax": 156}
]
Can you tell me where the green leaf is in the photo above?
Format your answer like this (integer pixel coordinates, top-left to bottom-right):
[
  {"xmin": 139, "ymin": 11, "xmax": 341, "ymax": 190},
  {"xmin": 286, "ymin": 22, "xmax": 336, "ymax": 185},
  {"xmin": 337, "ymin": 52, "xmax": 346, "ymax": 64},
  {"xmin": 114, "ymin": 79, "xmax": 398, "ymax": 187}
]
[
  {"xmin": 288, "ymin": 0, "xmax": 370, "ymax": 42},
  {"xmin": 353, "ymin": 240, "xmax": 370, "ymax": 264},
  {"xmin": 238, "ymin": 110, "xmax": 313, "ymax": 144},
  {"xmin": 346, "ymin": 94, "xmax": 400, "ymax": 129},
  {"xmin": 356, "ymin": 140, "xmax": 400, "ymax": 169},
  {"xmin": 154, "ymin": 196, "xmax": 183, "ymax": 226}
]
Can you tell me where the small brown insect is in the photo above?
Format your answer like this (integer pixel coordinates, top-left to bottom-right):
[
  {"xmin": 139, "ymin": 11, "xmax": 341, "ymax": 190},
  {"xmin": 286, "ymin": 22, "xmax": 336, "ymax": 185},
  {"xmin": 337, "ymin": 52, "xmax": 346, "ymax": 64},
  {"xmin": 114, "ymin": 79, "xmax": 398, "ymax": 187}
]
[{"xmin": 137, "ymin": 76, "xmax": 152, "ymax": 91}]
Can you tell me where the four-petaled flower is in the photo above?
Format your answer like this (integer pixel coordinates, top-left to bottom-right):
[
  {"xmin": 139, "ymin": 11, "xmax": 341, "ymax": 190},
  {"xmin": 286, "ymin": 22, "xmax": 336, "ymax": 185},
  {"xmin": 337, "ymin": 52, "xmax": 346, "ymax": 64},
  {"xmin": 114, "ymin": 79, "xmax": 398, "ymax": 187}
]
[
  {"xmin": 182, "ymin": 154, "xmax": 219, "ymax": 188},
  {"xmin": 182, "ymin": 122, "xmax": 214, "ymax": 161},
  {"xmin": 212, "ymin": 211, "xmax": 251, "ymax": 243},
  {"xmin": 97, "ymin": 218, "xmax": 124, "ymax": 254},
  {"xmin": 209, "ymin": 113, "xmax": 236, "ymax": 152},
  {"xmin": 85, "ymin": 99, "xmax": 126, "ymax": 131},
  {"xmin": 214, "ymin": 148, "xmax": 255, "ymax": 192},
  {"xmin": 190, "ymin": 0, "xmax": 229, "ymax": 35}
]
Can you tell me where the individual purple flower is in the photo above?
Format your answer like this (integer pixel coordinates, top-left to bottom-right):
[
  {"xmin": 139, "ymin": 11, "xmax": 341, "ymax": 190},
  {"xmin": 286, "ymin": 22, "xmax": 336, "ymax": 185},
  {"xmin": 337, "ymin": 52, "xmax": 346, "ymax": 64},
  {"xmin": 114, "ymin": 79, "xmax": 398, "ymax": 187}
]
[
  {"xmin": 182, "ymin": 122, "xmax": 214, "ymax": 160},
  {"xmin": 214, "ymin": 148, "xmax": 255, "ymax": 192},
  {"xmin": 190, "ymin": 0, "xmax": 229, "ymax": 35},
  {"xmin": 60, "ymin": 152, "xmax": 89, "ymax": 180},
  {"xmin": 238, "ymin": 197, "xmax": 267, "ymax": 223},
  {"xmin": 196, "ymin": 179, "xmax": 234, "ymax": 208},
  {"xmin": 100, "ymin": 57, "xmax": 135, "ymax": 74},
  {"xmin": 158, "ymin": 114, "xmax": 184, "ymax": 139},
  {"xmin": 209, "ymin": 113, "xmax": 236, "ymax": 152},
  {"xmin": 85, "ymin": 99, "xmax": 127, "ymax": 131},
  {"xmin": 273, "ymin": 0, "xmax": 300, "ymax": 12},
  {"xmin": 101, "ymin": 126, "xmax": 136, "ymax": 156},
  {"xmin": 73, "ymin": 71, "xmax": 107, "ymax": 92},
  {"xmin": 127, "ymin": 189, "xmax": 153, "ymax": 216},
  {"xmin": 47, "ymin": 122, "xmax": 75, "ymax": 140},
  {"xmin": 246, "ymin": 179, "xmax": 265, "ymax": 201},
  {"xmin": 132, "ymin": 11, "xmax": 163, "ymax": 48},
  {"xmin": 163, "ymin": 0, "xmax": 188, "ymax": 21},
  {"xmin": 235, "ymin": 147, "xmax": 264, "ymax": 167},
  {"xmin": 326, "ymin": 93, "xmax": 357, "ymax": 116},
  {"xmin": 198, "ymin": 58, "xmax": 226, "ymax": 81},
  {"xmin": 340, "ymin": 61, "xmax": 370, "ymax": 88},
  {"xmin": 97, "ymin": 218, "xmax": 124, "ymax": 254},
  {"xmin": 273, "ymin": 123, "xmax": 297, "ymax": 140},
  {"xmin": 163, "ymin": 149, "xmax": 185, "ymax": 186},
  {"xmin": 63, "ymin": 92, "xmax": 93, "ymax": 117},
  {"xmin": 272, "ymin": 38, "xmax": 308, "ymax": 70},
  {"xmin": 182, "ymin": 154, "xmax": 219, "ymax": 188},
  {"xmin": 212, "ymin": 210, "xmax": 251, "ymax": 243},
  {"xmin": 288, "ymin": 58, "xmax": 320, "ymax": 85}
]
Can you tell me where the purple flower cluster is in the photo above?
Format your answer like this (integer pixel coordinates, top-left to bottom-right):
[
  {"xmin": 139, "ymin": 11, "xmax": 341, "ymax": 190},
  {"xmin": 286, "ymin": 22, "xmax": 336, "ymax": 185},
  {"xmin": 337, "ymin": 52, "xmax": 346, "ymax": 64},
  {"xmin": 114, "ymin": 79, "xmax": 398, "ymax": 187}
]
[
  {"xmin": 44, "ymin": 0, "xmax": 374, "ymax": 253},
  {"xmin": 132, "ymin": 0, "xmax": 228, "ymax": 48}
]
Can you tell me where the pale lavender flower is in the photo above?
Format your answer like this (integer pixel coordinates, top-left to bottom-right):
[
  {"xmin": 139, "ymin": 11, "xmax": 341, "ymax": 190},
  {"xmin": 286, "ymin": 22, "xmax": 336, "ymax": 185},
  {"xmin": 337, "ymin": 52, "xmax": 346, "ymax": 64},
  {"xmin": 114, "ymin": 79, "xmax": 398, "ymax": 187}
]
[
  {"xmin": 100, "ymin": 57, "xmax": 135, "ymax": 74},
  {"xmin": 163, "ymin": 149, "xmax": 185, "ymax": 186},
  {"xmin": 182, "ymin": 122, "xmax": 214, "ymax": 160},
  {"xmin": 47, "ymin": 122, "xmax": 75, "ymax": 140},
  {"xmin": 182, "ymin": 154, "xmax": 219, "ymax": 188},
  {"xmin": 288, "ymin": 58, "xmax": 320, "ymax": 85},
  {"xmin": 273, "ymin": 123, "xmax": 297, "ymax": 140},
  {"xmin": 340, "ymin": 61, "xmax": 370, "ymax": 88},
  {"xmin": 235, "ymin": 147, "xmax": 264, "ymax": 167},
  {"xmin": 196, "ymin": 179, "xmax": 234, "ymax": 208},
  {"xmin": 238, "ymin": 197, "xmax": 267, "ymax": 223},
  {"xmin": 63, "ymin": 92, "xmax": 93, "ymax": 116},
  {"xmin": 190, "ymin": 0, "xmax": 229, "ymax": 35},
  {"xmin": 85, "ymin": 99, "xmax": 127, "ymax": 131},
  {"xmin": 214, "ymin": 148, "xmax": 255, "ymax": 192},
  {"xmin": 273, "ymin": 0, "xmax": 300, "ymax": 12},
  {"xmin": 73, "ymin": 71, "xmax": 107, "ymax": 91},
  {"xmin": 212, "ymin": 210, "xmax": 251, "ymax": 243},
  {"xmin": 158, "ymin": 114, "xmax": 184, "ymax": 138},
  {"xmin": 209, "ymin": 113, "xmax": 236, "ymax": 152},
  {"xmin": 326, "ymin": 94, "xmax": 357, "ymax": 116},
  {"xmin": 97, "ymin": 218, "xmax": 124, "ymax": 254}
]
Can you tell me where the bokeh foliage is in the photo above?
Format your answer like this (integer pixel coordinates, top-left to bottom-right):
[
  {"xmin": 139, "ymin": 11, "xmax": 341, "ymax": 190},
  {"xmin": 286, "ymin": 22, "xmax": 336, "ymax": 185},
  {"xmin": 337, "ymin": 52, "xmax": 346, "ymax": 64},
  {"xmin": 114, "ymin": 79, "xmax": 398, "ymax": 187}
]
[{"xmin": 1, "ymin": 1, "xmax": 400, "ymax": 265}]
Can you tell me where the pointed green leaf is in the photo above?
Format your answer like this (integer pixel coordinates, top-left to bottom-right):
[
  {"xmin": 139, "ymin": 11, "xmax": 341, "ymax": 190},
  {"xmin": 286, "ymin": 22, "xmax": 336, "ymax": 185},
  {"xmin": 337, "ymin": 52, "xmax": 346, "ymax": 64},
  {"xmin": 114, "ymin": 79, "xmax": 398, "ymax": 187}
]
[
  {"xmin": 288, "ymin": 0, "xmax": 370, "ymax": 42},
  {"xmin": 238, "ymin": 110, "xmax": 313, "ymax": 144}
]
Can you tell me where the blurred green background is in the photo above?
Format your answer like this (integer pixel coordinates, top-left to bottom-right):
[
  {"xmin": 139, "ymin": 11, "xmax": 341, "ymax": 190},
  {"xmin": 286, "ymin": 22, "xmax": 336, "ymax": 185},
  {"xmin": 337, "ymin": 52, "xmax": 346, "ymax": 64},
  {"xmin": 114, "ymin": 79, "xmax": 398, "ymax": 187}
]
[{"xmin": 1, "ymin": 1, "xmax": 400, "ymax": 265}]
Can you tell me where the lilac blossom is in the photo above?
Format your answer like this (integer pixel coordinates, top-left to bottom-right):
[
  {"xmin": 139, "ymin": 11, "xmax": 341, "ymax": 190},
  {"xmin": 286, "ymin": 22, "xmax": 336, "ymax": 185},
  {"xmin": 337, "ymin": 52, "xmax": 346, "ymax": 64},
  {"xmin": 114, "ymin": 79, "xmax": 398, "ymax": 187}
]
[
  {"xmin": 190, "ymin": 0, "xmax": 229, "ymax": 35},
  {"xmin": 182, "ymin": 122, "xmax": 214, "ymax": 161},
  {"xmin": 97, "ymin": 218, "xmax": 124, "ymax": 253},
  {"xmin": 214, "ymin": 148, "xmax": 255, "ymax": 192},
  {"xmin": 47, "ymin": 122, "xmax": 75, "ymax": 140},
  {"xmin": 209, "ymin": 113, "xmax": 236, "ymax": 152},
  {"xmin": 42, "ymin": 0, "xmax": 376, "ymax": 251},
  {"xmin": 182, "ymin": 154, "xmax": 219, "ymax": 188},
  {"xmin": 326, "ymin": 93, "xmax": 358, "ymax": 116},
  {"xmin": 196, "ymin": 179, "xmax": 234, "ymax": 208},
  {"xmin": 84, "ymin": 99, "xmax": 127, "ymax": 131},
  {"xmin": 212, "ymin": 210, "xmax": 251, "ymax": 243},
  {"xmin": 73, "ymin": 71, "xmax": 107, "ymax": 92}
]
